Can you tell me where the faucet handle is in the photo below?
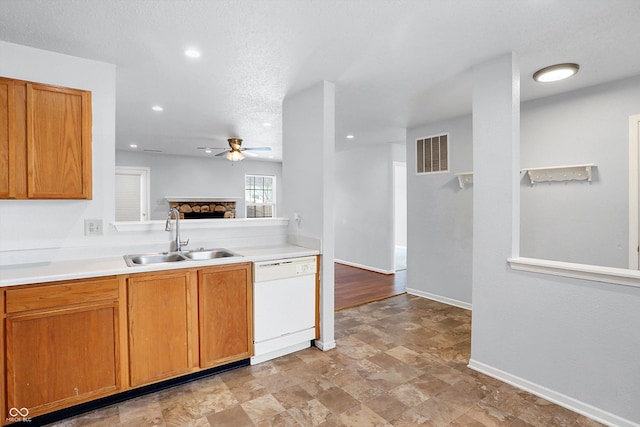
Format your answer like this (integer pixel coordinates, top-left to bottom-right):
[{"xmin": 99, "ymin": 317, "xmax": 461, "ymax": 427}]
[{"xmin": 180, "ymin": 238, "xmax": 190, "ymax": 248}]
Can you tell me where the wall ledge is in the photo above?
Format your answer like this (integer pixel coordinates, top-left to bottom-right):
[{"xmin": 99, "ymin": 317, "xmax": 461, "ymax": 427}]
[
  {"xmin": 508, "ymin": 257, "xmax": 640, "ymax": 289},
  {"xmin": 112, "ymin": 217, "xmax": 288, "ymax": 232}
]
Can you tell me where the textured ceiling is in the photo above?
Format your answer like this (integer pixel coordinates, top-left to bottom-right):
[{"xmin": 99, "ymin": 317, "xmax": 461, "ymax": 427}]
[{"xmin": 1, "ymin": 0, "xmax": 639, "ymax": 161}]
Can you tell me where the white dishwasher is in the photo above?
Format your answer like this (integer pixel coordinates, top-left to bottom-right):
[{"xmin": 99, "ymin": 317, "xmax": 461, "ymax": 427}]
[{"xmin": 251, "ymin": 256, "xmax": 317, "ymax": 365}]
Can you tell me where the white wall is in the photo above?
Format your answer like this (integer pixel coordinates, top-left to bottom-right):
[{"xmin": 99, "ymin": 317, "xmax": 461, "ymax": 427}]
[
  {"xmin": 468, "ymin": 54, "xmax": 640, "ymax": 426},
  {"xmin": 335, "ymin": 143, "xmax": 397, "ymax": 273},
  {"xmin": 282, "ymin": 80, "xmax": 335, "ymax": 351},
  {"xmin": 0, "ymin": 42, "xmax": 289, "ymax": 266},
  {"xmin": 520, "ymin": 75, "xmax": 640, "ymax": 268},
  {"xmin": 406, "ymin": 75, "xmax": 640, "ymax": 308},
  {"xmin": 406, "ymin": 114, "xmax": 474, "ymax": 307},
  {"xmin": 0, "ymin": 41, "xmax": 116, "ymax": 252},
  {"xmin": 406, "ymin": 57, "xmax": 640, "ymax": 424},
  {"xmin": 116, "ymin": 150, "xmax": 282, "ymax": 220}
]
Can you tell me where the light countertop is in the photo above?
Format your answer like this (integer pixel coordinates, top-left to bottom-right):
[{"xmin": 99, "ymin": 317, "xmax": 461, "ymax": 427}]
[{"xmin": 0, "ymin": 244, "xmax": 319, "ymax": 287}]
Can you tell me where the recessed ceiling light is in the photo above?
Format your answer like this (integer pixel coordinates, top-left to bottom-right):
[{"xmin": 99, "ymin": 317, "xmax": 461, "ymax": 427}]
[
  {"xmin": 205, "ymin": 149, "xmax": 212, "ymax": 154},
  {"xmin": 262, "ymin": 122, "xmax": 272, "ymax": 127},
  {"xmin": 533, "ymin": 63, "xmax": 579, "ymax": 83},
  {"xmin": 184, "ymin": 49, "xmax": 201, "ymax": 58},
  {"xmin": 152, "ymin": 105, "xmax": 163, "ymax": 112},
  {"xmin": 346, "ymin": 135, "xmax": 355, "ymax": 139},
  {"xmin": 129, "ymin": 144, "xmax": 138, "ymax": 148}
]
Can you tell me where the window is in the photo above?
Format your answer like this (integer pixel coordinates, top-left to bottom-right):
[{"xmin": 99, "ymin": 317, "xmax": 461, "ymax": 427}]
[
  {"xmin": 416, "ymin": 133, "xmax": 449, "ymax": 174},
  {"xmin": 245, "ymin": 174, "xmax": 276, "ymax": 218}
]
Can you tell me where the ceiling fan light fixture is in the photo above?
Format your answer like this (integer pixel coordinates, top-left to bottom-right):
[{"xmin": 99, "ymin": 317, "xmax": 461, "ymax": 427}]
[
  {"xmin": 226, "ymin": 150, "xmax": 245, "ymax": 162},
  {"xmin": 533, "ymin": 63, "xmax": 579, "ymax": 83}
]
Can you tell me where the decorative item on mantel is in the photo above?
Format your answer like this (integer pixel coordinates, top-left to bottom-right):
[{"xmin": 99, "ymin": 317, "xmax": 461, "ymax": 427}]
[
  {"xmin": 522, "ymin": 164, "xmax": 596, "ymax": 186},
  {"xmin": 165, "ymin": 197, "xmax": 241, "ymax": 219}
]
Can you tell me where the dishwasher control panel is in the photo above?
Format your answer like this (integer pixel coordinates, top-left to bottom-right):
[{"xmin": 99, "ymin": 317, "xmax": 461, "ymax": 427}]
[
  {"xmin": 253, "ymin": 256, "xmax": 317, "ymax": 282},
  {"xmin": 295, "ymin": 261, "xmax": 315, "ymax": 275}
]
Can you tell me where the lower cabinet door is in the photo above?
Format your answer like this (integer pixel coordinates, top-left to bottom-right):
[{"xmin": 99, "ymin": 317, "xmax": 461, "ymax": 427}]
[
  {"xmin": 5, "ymin": 302, "xmax": 120, "ymax": 417},
  {"xmin": 127, "ymin": 271, "xmax": 197, "ymax": 387},
  {"xmin": 198, "ymin": 263, "xmax": 253, "ymax": 368}
]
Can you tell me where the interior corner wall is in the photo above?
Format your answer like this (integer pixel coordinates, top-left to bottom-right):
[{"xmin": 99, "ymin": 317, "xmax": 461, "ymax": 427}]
[
  {"xmin": 520, "ymin": 75, "xmax": 640, "ymax": 268},
  {"xmin": 335, "ymin": 143, "xmax": 397, "ymax": 273},
  {"xmin": 116, "ymin": 150, "xmax": 283, "ymax": 220},
  {"xmin": 406, "ymin": 114, "xmax": 473, "ymax": 306},
  {"xmin": 282, "ymin": 80, "xmax": 335, "ymax": 349},
  {"xmin": 469, "ymin": 54, "xmax": 640, "ymax": 426},
  {"xmin": 0, "ymin": 41, "xmax": 116, "ymax": 252}
]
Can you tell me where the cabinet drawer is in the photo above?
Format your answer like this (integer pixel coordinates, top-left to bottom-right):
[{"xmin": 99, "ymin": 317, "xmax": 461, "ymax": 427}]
[{"xmin": 5, "ymin": 276, "xmax": 119, "ymax": 313}]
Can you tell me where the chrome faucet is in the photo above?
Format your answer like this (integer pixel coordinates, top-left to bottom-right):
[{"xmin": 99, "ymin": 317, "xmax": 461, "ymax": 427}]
[{"xmin": 165, "ymin": 207, "xmax": 189, "ymax": 251}]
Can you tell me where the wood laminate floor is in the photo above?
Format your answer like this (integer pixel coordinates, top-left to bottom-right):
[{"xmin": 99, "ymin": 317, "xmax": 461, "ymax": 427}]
[{"xmin": 334, "ymin": 263, "xmax": 407, "ymax": 311}]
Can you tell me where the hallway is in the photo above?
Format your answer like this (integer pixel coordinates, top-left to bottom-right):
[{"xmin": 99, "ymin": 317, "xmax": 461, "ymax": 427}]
[{"xmin": 334, "ymin": 263, "xmax": 406, "ymax": 311}]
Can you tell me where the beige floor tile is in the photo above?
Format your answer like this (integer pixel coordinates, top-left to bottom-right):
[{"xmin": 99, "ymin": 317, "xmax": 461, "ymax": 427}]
[{"xmin": 43, "ymin": 294, "xmax": 606, "ymax": 427}]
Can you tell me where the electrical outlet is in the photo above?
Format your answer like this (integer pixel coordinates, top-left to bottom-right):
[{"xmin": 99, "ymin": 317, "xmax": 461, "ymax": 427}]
[{"xmin": 84, "ymin": 219, "xmax": 103, "ymax": 236}]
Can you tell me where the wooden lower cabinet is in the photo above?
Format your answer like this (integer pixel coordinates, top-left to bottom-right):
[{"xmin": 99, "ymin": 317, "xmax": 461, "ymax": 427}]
[
  {"xmin": 127, "ymin": 270, "xmax": 199, "ymax": 387},
  {"xmin": 198, "ymin": 263, "xmax": 253, "ymax": 368},
  {"xmin": 2, "ymin": 263, "xmax": 255, "ymax": 423},
  {"xmin": 3, "ymin": 277, "xmax": 122, "ymax": 419}
]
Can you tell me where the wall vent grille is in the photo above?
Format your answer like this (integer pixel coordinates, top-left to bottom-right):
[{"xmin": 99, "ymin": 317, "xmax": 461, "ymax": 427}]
[{"xmin": 416, "ymin": 134, "xmax": 449, "ymax": 174}]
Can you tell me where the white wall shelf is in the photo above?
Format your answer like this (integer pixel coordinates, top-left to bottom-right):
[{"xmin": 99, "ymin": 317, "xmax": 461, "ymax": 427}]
[
  {"xmin": 454, "ymin": 172, "xmax": 473, "ymax": 189},
  {"xmin": 522, "ymin": 164, "xmax": 596, "ymax": 185}
]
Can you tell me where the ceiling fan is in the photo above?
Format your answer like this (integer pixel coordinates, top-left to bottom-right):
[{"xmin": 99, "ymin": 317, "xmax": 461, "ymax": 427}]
[{"xmin": 198, "ymin": 138, "xmax": 272, "ymax": 162}]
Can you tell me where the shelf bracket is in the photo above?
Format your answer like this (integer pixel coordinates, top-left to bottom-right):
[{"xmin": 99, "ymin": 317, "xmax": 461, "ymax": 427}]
[{"xmin": 454, "ymin": 172, "xmax": 473, "ymax": 189}]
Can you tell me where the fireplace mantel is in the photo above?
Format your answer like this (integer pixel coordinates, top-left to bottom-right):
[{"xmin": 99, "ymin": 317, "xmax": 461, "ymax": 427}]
[
  {"xmin": 166, "ymin": 197, "xmax": 240, "ymax": 219},
  {"xmin": 165, "ymin": 196, "xmax": 241, "ymax": 202}
]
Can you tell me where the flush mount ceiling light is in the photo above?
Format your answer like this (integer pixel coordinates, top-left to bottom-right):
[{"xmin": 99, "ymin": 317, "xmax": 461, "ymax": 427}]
[
  {"xmin": 533, "ymin": 63, "xmax": 579, "ymax": 83},
  {"xmin": 184, "ymin": 48, "xmax": 201, "ymax": 58},
  {"xmin": 151, "ymin": 105, "xmax": 163, "ymax": 112}
]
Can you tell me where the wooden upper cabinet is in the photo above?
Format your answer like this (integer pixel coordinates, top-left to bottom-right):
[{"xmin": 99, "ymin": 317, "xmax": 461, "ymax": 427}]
[
  {"xmin": 27, "ymin": 83, "xmax": 92, "ymax": 199},
  {"xmin": 0, "ymin": 77, "xmax": 91, "ymax": 200}
]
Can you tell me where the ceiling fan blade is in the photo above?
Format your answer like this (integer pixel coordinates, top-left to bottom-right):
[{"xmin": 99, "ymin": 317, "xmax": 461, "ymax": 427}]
[
  {"xmin": 214, "ymin": 151, "xmax": 228, "ymax": 157},
  {"xmin": 243, "ymin": 147, "xmax": 272, "ymax": 151}
]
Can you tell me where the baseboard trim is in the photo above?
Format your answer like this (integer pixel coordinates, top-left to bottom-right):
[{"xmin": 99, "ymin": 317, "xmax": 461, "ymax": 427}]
[
  {"xmin": 406, "ymin": 287, "xmax": 472, "ymax": 310},
  {"xmin": 468, "ymin": 359, "xmax": 638, "ymax": 427},
  {"xmin": 335, "ymin": 259, "xmax": 394, "ymax": 275}
]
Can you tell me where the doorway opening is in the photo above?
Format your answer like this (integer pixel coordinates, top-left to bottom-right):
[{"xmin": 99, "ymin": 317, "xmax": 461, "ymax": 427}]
[
  {"xmin": 629, "ymin": 114, "xmax": 640, "ymax": 269},
  {"xmin": 393, "ymin": 162, "xmax": 407, "ymax": 271},
  {"xmin": 115, "ymin": 166, "xmax": 150, "ymax": 221}
]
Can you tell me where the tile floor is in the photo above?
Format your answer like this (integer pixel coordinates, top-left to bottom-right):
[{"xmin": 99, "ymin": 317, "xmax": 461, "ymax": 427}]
[{"xmin": 46, "ymin": 295, "xmax": 603, "ymax": 426}]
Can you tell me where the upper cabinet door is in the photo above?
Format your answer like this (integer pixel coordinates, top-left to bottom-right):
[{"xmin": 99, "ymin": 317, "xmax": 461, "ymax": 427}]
[
  {"xmin": 0, "ymin": 78, "xmax": 15, "ymax": 198},
  {"xmin": 26, "ymin": 83, "xmax": 92, "ymax": 199}
]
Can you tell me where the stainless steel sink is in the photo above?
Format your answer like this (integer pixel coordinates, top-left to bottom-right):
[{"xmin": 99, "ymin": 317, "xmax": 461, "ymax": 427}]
[
  {"xmin": 124, "ymin": 248, "xmax": 240, "ymax": 266},
  {"xmin": 124, "ymin": 252, "xmax": 188, "ymax": 267},
  {"xmin": 183, "ymin": 248, "xmax": 238, "ymax": 260}
]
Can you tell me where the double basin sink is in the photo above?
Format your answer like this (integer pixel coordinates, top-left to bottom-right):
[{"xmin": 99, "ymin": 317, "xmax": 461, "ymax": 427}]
[{"xmin": 124, "ymin": 248, "xmax": 240, "ymax": 267}]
